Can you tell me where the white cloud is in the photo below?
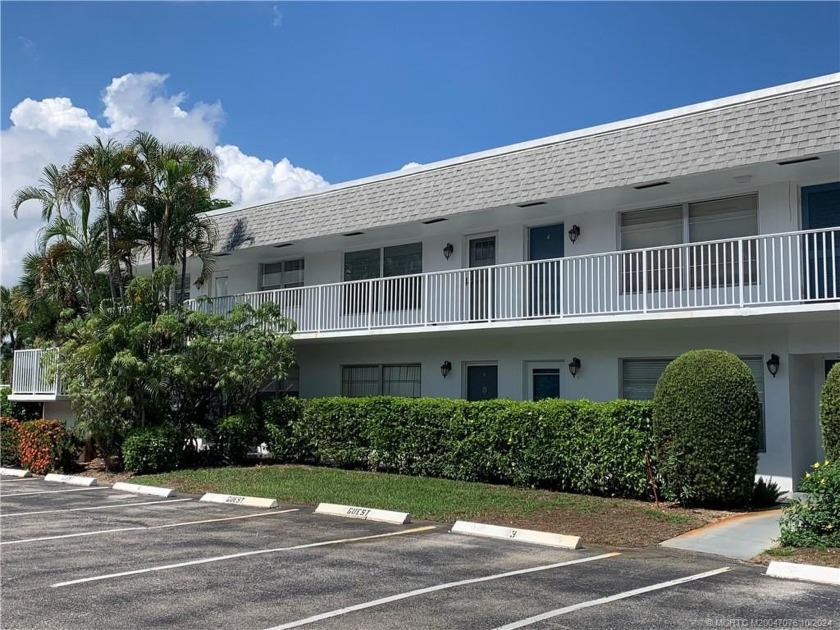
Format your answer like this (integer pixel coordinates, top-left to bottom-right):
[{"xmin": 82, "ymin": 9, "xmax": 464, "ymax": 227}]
[
  {"xmin": 0, "ymin": 72, "xmax": 328, "ymax": 285},
  {"xmin": 400, "ymin": 162, "xmax": 423, "ymax": 171}
]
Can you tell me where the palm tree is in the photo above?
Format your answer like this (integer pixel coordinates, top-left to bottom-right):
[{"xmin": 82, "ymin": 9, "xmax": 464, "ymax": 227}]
[
  {"xmin": 36, "ymin": 194, "xmax": 107, "ymax": 312},
  {"xmin": 128, "ymin": 131, "xmax": 219, "ymax": 269},
  {"xmin": 11, "ymin": 163, "xmax": 70, "ymax": 222},
  {"xmin": 68, "ymin": 137, "xmax": 131, "ymax": 300}
]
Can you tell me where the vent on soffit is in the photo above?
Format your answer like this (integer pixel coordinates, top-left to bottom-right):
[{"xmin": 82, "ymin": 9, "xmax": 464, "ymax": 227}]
[
  {"xmin": 343, "ymin": 231, "xmax": 364, "ymax": 236},
  {"xmin": 777, "ymin": 156, "xmax": 820, "ymax": 166},
  {"xmin": 633, "ymin": 181, "xmax": 670, "ymax": 190},
  {"xmin": 422, "ymin": 217, "xmax": 448, "ymax": 225},
  {"xmin": 516, "ymin": 201, "xmax": 547, "ymax": 208},
  {"xmin": 274, "ymin": 243, "xmax": 293, "ymax": 248}
]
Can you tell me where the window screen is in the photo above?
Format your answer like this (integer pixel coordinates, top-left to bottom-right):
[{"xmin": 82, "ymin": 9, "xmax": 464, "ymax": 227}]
[
  {"xmin": 342, "ymin": 364, "xmax": 421, "ymax": 398},
  {"xmin": 262, "ymin": 260, "xmax": 305, "ymax": 291}
]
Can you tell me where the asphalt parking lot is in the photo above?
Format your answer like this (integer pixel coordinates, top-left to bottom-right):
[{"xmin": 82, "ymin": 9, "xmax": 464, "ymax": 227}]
[{"xmin": 1, "ymin": 474, "xmax": 838, "ymax": 630}]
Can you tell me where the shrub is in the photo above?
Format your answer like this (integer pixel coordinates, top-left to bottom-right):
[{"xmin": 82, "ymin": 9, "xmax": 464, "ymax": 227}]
[
  {"xmin": 752, "ymin": 477, "xmax": 784, "ymax": 508},
  {"xmin": 122, "ymin": 426, "xmax": 182, "ymax": 474},
  {"xmin": 653, "ymin": 349, "xmax": 761, "ymax": 507},
  {"xmin": 780, "ymin": 460, "xmax": 840, "ymax": 548},
  {"xmin": 1, "ymin": 417, "xmax": 22, "ymax": 467},
  {"xmin": 262, "ymin": 397, "xmax": 306, "ymax": 462},
  {"xmin": 821, "ymin": 363, "xmax": 840, "ymax": 462},
  {"xmin": 0, "ymin": 388, "xmax": 42, "ymax": 422},
  {"xmin": 217, "ymin": 414, "xmax": 258, "ymax": 465},
  {"xmin": 292, "ymin": 396, "xmax": 655, "ymax": 499},
  {"xmin": 17, "ymin": 419, "xmax": 78, "ymax": 474}
]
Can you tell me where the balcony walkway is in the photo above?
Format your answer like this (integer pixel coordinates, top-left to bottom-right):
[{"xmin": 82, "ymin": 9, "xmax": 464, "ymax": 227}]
[{"xmin": 186, "ymin": 228, "xmax": 839, "ymax": 338}]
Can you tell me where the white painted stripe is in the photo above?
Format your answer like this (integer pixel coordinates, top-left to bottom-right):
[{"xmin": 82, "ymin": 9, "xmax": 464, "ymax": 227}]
[
  {"xmin": 43, "ymin": 474, "xmax": 98, "ymax": 487},
  {"xmin": 1, "ymin": 498, "xmax": 192, "ymax": 517},
  {"xmin": 112, "ymin": 482, "xmax": 175, "ymax": 498},
  {"xmin": 200, "ymin": 493, "xmax": 278, "ymax": 508},
  {"xmin": 1, "ymin": 486, "xmax": 109, "ymax": 497},
  {"xmin": 451, "ymin": 520, "xmax": 581, "ymax": 549},
  {"xmin": 1, "ymin": 509, "xmax": 300, "ymax": 546},
  {"xmin": 766, "ymin": 561, "xmax": 840, "ymax": 586},
  {"xmin": 315, "ymin": 503, "xmax": 410, "ymax": 524},
  {"xmin": 263, "ymin": 553, "xmax": 621, "ymax": 630},
  {"xmin": 0, "ymin": 477, "xmax": 40, "ymax": 482},
  {"xmin": 492, "ymin": 567, "xmax": 731, "ymax": 630},
  {"xmin": 0, "ymin": 467, "xmax": 32, "ymax": 477},
  {"xmin": 52, "ymin": 525, "xmax": 437, "ymax": 587}
]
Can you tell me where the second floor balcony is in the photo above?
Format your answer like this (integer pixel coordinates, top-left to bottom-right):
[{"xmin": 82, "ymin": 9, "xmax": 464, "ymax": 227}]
[
  {"xmin": 8, "ymin": 349, "xmax": 67, "ymax": 401},
  {"xmin": 186, "ymin": 227, "xmax": 840, "ymax": 337}
]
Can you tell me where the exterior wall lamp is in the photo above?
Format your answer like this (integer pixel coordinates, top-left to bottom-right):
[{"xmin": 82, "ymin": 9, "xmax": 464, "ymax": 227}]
[
  {"xmin": 440, "ymin": 361, "xmax": 452, "ymax": 378},
  {"xmin": 766, "ymin": 354, "xmax": 780, "ymax": 378},
  {"xmin": 568, "ymin": 225, "xmax": 581, "ymax": 243},
  {"xmin": 568, "ymin": 357, "xmax": 581, "ymax": 378},
  {"xmin": 443, "ymin": 243, "xmax": 454, "ymax": 260}
]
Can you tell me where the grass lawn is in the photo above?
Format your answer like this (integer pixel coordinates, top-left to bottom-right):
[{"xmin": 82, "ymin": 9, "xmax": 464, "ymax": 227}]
[{"xmin": 138, "ymin": 464, "xmax": 728, "ymax": 547}]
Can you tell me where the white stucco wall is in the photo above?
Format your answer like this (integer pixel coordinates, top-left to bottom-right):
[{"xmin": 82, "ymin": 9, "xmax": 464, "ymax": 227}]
[
  {"xmin": 43, "ymin": 400, "xmax": 76, "ymax": 428},
  {"xmin": 295, "ymin": 317, "xmax": 839, "ymax": 491}
]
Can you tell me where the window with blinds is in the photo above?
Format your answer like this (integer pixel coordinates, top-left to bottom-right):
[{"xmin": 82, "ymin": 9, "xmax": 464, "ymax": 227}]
[
  {"xmin": 261, "ymin": 259, "xmax": 305, "ymax": 291},
  {"xmin": 688, "ymin": 195, "xmax": 758, "ymax": 288},
  {"xmin": 341, "ymin": 364, "xmax": 421, "ymax": 398},
  {"xmin": 621, "ymin": 355, "xmax": 766, "ymax": 452},
  {"xmin": 620, "ymin": 194, "xmax": 758, "ymax": 293},
  {"xmin": 344, "ymin": 244, "xmax": 422, "ymax": 313}
]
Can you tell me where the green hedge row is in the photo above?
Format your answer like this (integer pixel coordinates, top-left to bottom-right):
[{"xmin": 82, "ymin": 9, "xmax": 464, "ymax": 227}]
[{"xmin": 262, "ymin": 396, "xmax": 655, "ymax": 499}]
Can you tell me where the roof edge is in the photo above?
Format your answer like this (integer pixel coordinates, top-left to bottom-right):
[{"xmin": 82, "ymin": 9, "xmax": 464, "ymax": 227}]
[{"xmin": 207, "ymin": 73, "xmax": 840, "ymax": 218}]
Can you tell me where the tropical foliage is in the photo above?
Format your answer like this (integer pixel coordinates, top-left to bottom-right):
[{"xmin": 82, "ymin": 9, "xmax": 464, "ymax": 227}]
[{"xmin": 59, "ymin": 267, "xmax": 295, "ymax": 468}]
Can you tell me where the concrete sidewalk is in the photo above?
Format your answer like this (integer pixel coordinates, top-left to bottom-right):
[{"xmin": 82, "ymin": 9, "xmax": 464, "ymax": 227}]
[{"xmin": 661, "ymin": 509, "xmax": 782, "ymax": 560}]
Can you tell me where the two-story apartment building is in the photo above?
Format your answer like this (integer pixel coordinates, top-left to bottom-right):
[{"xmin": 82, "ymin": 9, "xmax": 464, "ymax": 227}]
[{"xmin": 11, "ymin": 74, "xmax": 840, "ymax": 490}]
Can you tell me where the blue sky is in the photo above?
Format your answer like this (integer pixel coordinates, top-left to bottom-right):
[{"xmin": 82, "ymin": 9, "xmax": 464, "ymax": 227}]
[{"xmin": 1, "ymin": 2, "xmax": 838, "ymax": 283}]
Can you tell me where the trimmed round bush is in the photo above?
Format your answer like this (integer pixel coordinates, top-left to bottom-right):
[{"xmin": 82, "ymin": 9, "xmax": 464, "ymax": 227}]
[
  {"xmin": 122, "ymin": 426, "xmax": 182, "ymax": 474},
  {"xmin": 820, "ymin": 362, "xmax": 840, "ymax": 462},
  {"xmin": 653, "ymin": 349, "xmax": 761, "ymax": 506}
]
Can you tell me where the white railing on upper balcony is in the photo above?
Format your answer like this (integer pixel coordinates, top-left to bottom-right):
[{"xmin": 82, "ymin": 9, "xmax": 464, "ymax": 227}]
[
  {"xmin": 10, "ymin": 348, "xmax": 66, "ymax": 396},
  {"xmin": 185, "ymin": 227, "xmax": 839, "ymax": 334}
]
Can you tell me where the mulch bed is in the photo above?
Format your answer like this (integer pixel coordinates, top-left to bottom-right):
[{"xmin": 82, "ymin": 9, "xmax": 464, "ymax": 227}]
[{"xmin": 753, "ymin": 547, "xmax": 840, "ymax": 568}]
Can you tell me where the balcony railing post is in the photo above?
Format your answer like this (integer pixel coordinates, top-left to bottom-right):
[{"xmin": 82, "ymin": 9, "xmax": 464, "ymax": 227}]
[
  {"xmin": 642, "ymin": 252, "xmax": 648, "ymax": 313},
  {"xmin": 317, "ymin": 285, "xmax": 323, "ymax": 333},
  {"xmin": 367, "ymin": 279, "xmax": 374, "ymax": 330},
  {"xmin": 738, "ymin": 239, "xmax": 744, "ymax": 307},
  {"xmin": 423, "ymin": 275, "xmax": 429, "ymax": 326}
]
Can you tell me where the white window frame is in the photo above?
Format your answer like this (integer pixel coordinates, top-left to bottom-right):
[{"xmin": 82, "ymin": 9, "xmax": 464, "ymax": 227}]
[{"xmin": 260, "ymin": 258, "xmax": 305, "ymax": 291}]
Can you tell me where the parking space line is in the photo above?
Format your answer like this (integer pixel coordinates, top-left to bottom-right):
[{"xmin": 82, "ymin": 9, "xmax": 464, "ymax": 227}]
[
  {"xmin": 0, "ymin": 477, "xmax": 39, "ymax": 482},
  {"xmin": 1, "ymin": 498, "xmax": 193, "ymax": 517},
  {"xmin": 1, "ymin": 509, "xmax": 300, "ymax": 546},
  {"xmin": 491, "ymin": 566, "xmax": 731, "ymax": 629},
  {"xmin": 0, "ymin": 486, "xmax": 110, "ymax": 497},
  {"xmin": 51, "ymin": 525, "xmax": 438, "ymax": 587},
  {"xmin": 262, "ymin": 552, "xmax": 620, "ymax": 630}
]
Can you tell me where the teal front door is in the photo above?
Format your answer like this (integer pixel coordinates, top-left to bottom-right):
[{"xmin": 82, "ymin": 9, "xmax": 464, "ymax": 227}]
[
  {"xmin": 529, "ymin": 223, "xmax": 565, "ymax": 316},
  {"xmin": 802, "ymin": 183, "xmax": 840, "ymax": 300}
]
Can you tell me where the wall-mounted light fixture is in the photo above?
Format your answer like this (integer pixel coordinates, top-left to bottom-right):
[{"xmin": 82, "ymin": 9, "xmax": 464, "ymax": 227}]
[
  {"xmin": 440, "ymin": 361, "xmax": 452, "ymax": 378},
  {"xmin": 443, "ymin": 243, "xmax": 454, "ymax": 260},
  {"xmin": 568, "ymin": 357, "xmax": 581, "ymax": 378},
  {"xmin": 568, "ymin": 225, "xmax": 581, "ymax": 244},
  {"xmin": 766, "ymin": 354, "xmax": 780, "ymax": 378}
]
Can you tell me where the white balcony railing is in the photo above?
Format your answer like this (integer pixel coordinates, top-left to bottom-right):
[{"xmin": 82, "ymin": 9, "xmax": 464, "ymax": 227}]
[
  {"xmin": 186, "ymin": 227, "xmax": 839, "ymax": 334},
  {"xmin": 10, "ymin": 348, "xmax": 66, "ymax": 398}
]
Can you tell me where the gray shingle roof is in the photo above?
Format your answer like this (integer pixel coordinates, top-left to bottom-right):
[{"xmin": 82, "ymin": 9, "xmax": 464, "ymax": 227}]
[{"xmin": 211, "ymin": 78, "xmax": 840, "ymax": 252}]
